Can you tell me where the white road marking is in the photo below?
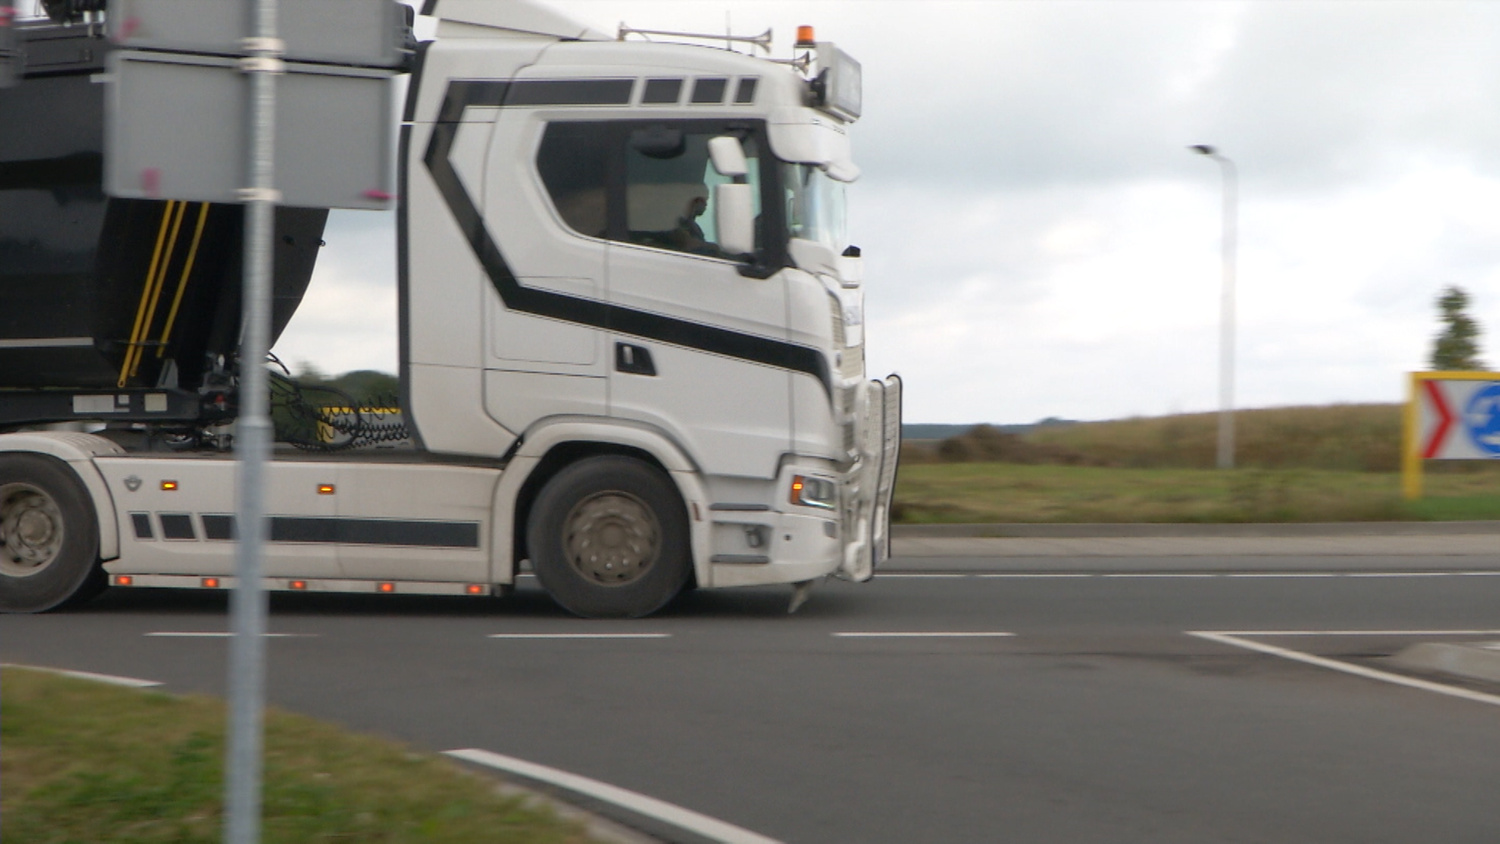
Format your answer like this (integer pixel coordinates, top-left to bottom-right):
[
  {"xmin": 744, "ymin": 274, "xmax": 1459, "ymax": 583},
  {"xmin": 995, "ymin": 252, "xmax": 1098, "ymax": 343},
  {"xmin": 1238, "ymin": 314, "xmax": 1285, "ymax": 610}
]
[
  {"xmin": 1102, "ymin": 573, "xmax": 1218, "ymax": 578},
  {"xmin": 833, "ymin": 631, "xmax": 1016, "ymax": 638},
  {"xmin": 1224, "ymin": 573, "xmax": 1342, "ymax": 578},
  {"xmin": 1, "ymin": 663, "xmax": 161, "ymax": 688},
  {"xmin": 487, "ymin": 633, "xmax": 671, "ymax": 640},
  {"xmin": 1202, "ymin": 629, "xmax": 1500, "ymax": 637},
  {"xmin": 144, "ymin": 632, "xmax": 315, "ymax": 638},
  {"xmin": 445, "ymin": 748, "xmax": 781, "ymax": 844},
  {"xmin": 1188, "ymin": 631, "xmax": 1500, "ymax": 708},
  {"xmin": 976, "ymin": 573, "xmax": 1093, "ymax": 579},
  {"xmin": 885, "ymin": 571, "xmax": 1500, "ymax": 580},
  {"xmin": 1342, "ymin": 572, "xmax": 1451, "ymax": 578}
]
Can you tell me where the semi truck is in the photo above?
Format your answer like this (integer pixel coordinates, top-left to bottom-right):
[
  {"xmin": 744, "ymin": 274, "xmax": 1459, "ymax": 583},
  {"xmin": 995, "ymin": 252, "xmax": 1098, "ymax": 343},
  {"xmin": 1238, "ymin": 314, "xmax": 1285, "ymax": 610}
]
[{"xmin": 0, "ymin": 0, "xmax": 901, "ymax": 618}]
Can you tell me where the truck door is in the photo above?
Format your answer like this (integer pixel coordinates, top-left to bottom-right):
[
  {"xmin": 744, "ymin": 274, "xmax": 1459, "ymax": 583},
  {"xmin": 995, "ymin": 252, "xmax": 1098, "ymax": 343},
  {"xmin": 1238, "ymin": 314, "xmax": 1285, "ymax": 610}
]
[
  {"xmin": 604, "ymin": 122, "xmax": 792, "ymax": 480},
  {"xmin": 479, "ymin": 104, "xmax": 609, "ymax": 433}
]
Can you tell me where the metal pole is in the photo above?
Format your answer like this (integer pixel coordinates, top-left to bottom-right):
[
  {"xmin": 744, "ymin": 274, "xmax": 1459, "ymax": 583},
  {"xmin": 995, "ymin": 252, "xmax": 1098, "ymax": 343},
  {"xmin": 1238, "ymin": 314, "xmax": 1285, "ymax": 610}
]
[
  {"xmin": 1189, "ymin": 145, "xmax": 1238, "ymax": 470},
  {"xmin": 226, "ymin": 0, "xmax": 279, "ymax": 841}
]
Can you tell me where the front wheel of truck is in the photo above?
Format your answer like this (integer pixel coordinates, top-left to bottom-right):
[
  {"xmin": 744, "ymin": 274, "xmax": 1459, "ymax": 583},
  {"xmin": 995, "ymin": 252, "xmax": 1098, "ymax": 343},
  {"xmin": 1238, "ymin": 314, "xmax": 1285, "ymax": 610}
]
[
  {"xmin": 0, "ymin": 454, "xmax": 103, "ymax": 613},
  {"xmin": 527, "ymin": 456, "xmax": 690, "ymax": 619}
]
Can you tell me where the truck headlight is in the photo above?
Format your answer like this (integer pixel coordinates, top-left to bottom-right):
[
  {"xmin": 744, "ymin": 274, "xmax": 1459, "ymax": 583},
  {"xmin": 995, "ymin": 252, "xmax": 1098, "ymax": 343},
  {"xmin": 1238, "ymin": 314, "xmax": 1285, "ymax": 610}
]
[{"xmin": 789, "ymin": 475, "xmax": 838, "ymax": 510}]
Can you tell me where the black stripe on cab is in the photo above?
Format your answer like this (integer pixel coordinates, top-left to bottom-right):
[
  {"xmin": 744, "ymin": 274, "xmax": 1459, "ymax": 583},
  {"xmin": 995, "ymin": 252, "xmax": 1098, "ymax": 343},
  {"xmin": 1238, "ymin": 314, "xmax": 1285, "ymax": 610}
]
[
  {"xmin": 160, "ymin": 514, "xmax": 195, "ymax": 540},
  {"xmin": 506, "ymin": 79, "xmax": 633, "ymax": 106},
  {"xmin": 422, "ymin": 80, "xmax": 832, "ymax": 397},
  {"xmin": 271, "ymin": 517, "xmax": 480, "ymax": 548},
  {"xmin": 691, "ymin": 78, "xmax": 728, "ymax": 104},
  {"xmin": 642, "ymin": 78, "xmax": 683, "ymax": 104},
  {"xmin": 195, "ymin": 514, "xmax": 479, "ymax": 548},
  {"xmin": 202, "ymin": 514, "xmax": 235, "ymax": 540},
  {"xmin": 735, "ymin": 78, "xmax": 759, "ymax": 104}
]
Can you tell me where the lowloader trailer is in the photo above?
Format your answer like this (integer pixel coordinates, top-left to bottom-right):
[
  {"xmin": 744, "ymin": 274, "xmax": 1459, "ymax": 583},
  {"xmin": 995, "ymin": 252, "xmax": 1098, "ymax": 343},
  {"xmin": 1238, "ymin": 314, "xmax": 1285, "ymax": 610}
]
[{"xmin": 0, "ymin": 0, "xmax": 900, "ymax": 618}]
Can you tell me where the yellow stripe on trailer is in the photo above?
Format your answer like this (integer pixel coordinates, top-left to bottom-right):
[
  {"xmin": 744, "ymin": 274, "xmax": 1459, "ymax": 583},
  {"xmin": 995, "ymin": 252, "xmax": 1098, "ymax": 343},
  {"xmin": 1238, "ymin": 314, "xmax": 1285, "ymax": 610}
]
[{"xmin": 119, "ymin": 201, "xmax": 178, "ymax": 387}]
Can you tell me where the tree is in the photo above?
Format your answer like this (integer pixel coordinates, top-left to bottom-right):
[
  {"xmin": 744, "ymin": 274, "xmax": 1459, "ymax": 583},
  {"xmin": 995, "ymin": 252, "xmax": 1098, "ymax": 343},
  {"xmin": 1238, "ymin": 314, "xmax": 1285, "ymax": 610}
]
[{"xmin": 1429, "ymin": 285, "xmax": 1485, "ymax": 371}]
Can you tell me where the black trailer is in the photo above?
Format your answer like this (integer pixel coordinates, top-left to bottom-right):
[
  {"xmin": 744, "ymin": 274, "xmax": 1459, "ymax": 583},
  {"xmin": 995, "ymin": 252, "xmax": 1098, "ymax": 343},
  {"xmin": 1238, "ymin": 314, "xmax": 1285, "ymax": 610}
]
[{"xmin": 0, "ymin": 16, "xmax": 326, "ymax": 428}]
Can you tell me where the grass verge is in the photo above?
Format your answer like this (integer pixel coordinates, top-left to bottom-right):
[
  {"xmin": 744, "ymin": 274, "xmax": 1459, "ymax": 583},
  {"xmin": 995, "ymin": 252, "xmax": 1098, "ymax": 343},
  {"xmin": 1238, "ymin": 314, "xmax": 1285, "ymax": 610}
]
[
  {"xmin": 893, "ymin": 462, "xmax": 1500, "ymax": 524},
  {"xmin": 1, "ymin": 667, "xmax": 595, "ymax": 844}
]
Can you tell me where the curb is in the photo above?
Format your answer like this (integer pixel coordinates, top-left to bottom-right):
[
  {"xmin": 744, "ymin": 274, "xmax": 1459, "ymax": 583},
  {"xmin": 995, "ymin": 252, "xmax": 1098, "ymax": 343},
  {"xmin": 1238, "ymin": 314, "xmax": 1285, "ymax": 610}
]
[
  {"xmin": 891, "ymin": 521, "xmax": 1500, "ymax": 539},
  {"xmin": 1388, "ymin": 642, "xmax": 1500, "ymax": 686}
]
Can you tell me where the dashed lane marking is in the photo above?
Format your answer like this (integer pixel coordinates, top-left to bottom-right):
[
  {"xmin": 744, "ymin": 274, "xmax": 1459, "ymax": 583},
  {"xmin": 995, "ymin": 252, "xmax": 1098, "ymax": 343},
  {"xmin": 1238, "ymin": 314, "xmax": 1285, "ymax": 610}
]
[
  {"xmin": 832, "ymin": 631, "xmax": 1016, "ymax": 639},
  {"xmin": 1224, "ymin": 573, "xmax": 1342, "ymax": 578},
  {"xmin": 1102, "ymin": 573, "xmax": 1217, "ymax": 578},
  {"xmin": 144, "ymin": 632, "xmax": 316, "ymax": 638},
  {"xmin": 487, "ymin": 633, "xmax": 671, "ymax": 640},
  {"xmin": 1, "ymin": 663, "xmax": 161, "ymax": 688},
  {"xmin": 1188, "ymin": 630, "xmax": 1500, "ymax": 708},
  {"xmin": 976, "ymin": 573, "xmax": 1093, "ymax": 579},
  {"xmin": 445, "ymin": 748, "xmax": 781, "ymax": 844}
]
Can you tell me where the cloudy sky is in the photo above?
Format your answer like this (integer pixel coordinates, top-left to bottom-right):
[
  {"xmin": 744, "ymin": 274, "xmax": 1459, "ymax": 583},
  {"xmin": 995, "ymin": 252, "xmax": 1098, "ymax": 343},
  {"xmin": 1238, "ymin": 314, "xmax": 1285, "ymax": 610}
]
[{"xmin": 268, "ymin": 0, "xmax": 1500, "ymax": 424}]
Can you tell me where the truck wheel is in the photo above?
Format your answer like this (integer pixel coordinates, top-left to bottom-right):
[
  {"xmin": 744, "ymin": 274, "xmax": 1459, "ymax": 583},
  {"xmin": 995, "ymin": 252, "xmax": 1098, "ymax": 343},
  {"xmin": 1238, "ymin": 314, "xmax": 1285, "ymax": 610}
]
[
  {"xmin": 527, "ymin": 456, "xmax": 690, "ymax": 618},
  {"xmin": 0, "ymin": 454, "xmax": 103, "ymax": 613}
]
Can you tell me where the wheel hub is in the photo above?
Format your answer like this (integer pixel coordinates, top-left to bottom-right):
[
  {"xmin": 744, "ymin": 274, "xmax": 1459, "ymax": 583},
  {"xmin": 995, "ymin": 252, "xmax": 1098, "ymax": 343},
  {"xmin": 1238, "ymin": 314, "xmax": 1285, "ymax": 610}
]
[
  {"xmin": 1, "ymin": 484, "xmax": 65, "ymax": 576},
  {"xmin": 563, "ymin": 492, "xmax": 660, "ymax": 585}
]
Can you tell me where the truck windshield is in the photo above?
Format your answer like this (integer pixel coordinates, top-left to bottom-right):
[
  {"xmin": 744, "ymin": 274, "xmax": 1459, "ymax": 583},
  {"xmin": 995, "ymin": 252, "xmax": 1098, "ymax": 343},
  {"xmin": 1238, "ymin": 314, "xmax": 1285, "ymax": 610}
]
[{"xmin": 783, "ymin": 163, "xmax": 848, "ymax": 253}]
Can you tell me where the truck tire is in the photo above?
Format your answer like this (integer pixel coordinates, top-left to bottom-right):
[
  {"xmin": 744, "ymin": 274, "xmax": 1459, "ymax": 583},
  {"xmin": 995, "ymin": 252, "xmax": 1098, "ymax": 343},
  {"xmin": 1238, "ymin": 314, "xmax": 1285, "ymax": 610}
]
[
  {"xmin": 527, "ymin": 456, "xmax": 690, "ymax": 618},
  {"xmin": 0, "ymin": 454, "xmax": 103, "ymax": 613}
]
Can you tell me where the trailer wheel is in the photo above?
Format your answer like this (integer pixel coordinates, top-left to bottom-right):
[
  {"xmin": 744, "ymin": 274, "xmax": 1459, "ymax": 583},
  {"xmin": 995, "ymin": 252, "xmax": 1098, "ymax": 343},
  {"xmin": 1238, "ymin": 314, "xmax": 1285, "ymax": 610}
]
[
  {"xmin": 527, "ymin": 456, "xmax": 690, "ymax": 618},
  {"xmin": 0, "ymin": 454, "xmax": 103, "ymax": 613}
]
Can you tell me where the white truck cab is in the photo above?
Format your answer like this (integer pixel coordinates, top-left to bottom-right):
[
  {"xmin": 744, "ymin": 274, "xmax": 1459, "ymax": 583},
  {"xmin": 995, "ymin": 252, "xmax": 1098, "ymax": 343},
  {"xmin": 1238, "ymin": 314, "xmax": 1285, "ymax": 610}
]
[{"xmin": 0, "ymin": 0, "xmax": 900, "ymax": 618}]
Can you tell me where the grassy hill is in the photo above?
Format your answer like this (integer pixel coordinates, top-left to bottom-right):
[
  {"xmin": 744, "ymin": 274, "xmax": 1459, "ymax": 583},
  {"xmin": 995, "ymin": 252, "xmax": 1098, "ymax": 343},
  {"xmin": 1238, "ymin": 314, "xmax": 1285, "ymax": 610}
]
[
  {"xmin": 1025, "ymin": 404, "xmax": 1403, "ymax": 471},
  {"xmin": 894, "ymin": 404, "xmax": 1500, "ymax": 523}
]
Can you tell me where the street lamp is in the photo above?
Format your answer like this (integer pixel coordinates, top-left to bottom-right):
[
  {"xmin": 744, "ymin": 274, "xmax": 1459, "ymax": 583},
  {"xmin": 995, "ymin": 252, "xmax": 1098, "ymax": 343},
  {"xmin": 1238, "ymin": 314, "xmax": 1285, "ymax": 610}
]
[{"xmin": 1189, "ymin": 144, "xmax": 1238, "ymax": 470}]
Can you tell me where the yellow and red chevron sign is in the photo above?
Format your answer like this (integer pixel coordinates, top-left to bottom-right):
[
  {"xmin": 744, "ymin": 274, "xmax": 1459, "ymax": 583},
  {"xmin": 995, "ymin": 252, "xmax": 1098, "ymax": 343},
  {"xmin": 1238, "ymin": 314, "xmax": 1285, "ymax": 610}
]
[{"xmin": 1402, "ymin": 371, "xmax": 1500, "ymax": 498}]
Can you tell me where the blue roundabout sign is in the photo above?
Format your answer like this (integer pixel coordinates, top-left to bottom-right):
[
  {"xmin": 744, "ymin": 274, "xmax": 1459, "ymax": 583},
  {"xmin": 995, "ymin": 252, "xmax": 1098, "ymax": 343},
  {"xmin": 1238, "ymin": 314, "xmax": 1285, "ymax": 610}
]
[{"xmin": 1464, "ymin": 383, "xmax": 1500, "ymax": 457}]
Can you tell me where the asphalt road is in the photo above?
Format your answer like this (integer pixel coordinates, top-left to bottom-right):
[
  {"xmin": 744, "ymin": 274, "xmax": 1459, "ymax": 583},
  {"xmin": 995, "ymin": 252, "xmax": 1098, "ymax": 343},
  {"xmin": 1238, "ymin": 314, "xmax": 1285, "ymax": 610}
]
[{"xmin": 6, "ymin": 531, "xmax": 1500, "ymax": 843}]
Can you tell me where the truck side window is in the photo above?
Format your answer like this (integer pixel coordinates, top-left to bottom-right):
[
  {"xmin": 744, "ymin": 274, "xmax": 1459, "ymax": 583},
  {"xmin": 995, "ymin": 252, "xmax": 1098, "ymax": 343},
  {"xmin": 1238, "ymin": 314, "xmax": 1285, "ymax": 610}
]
[
  {"xmin": 537, "ymin": 123, "xmax": 609, "ymax": 238},
  {"xmin": 624, "ymin": 128, "xmax": 761, "ymax": 259}
]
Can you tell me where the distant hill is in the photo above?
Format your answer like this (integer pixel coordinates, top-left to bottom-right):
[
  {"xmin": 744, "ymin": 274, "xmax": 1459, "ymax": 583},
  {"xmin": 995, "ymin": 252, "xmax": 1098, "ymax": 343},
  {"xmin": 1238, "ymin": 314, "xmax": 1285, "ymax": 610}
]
[
  {"xmin": 904, "ymin": 405, "xmax": 1417, "ymax": 471},
  {"xmin": 903, "ymin": 419, "xmax": 1077, "ymax": 442}
]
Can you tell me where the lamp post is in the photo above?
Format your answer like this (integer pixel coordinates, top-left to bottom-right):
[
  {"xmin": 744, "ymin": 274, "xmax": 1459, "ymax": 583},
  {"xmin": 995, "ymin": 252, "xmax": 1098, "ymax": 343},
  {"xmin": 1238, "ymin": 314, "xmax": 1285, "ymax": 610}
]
[{"xmin": 1189, "ymin": 144, "xmax": 1237, "ymax": 470}]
